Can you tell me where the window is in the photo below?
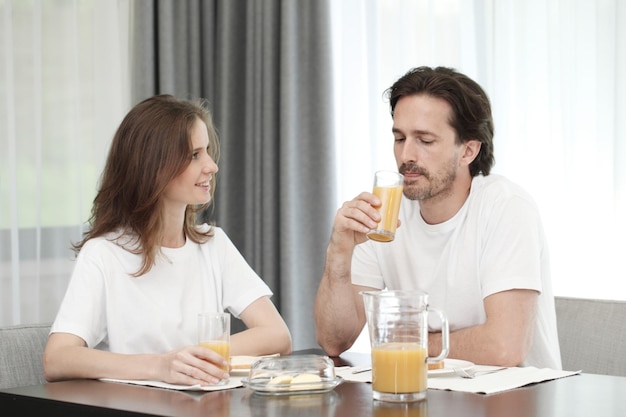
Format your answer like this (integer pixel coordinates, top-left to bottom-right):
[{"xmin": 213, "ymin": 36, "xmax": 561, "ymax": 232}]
[
  {"xmin": 331, "ymin": 0, "xmax": 626, "ymax": 301},
  {"xmin": 0, "ymin": 0, "xmax": 131, "ymax": 325}
]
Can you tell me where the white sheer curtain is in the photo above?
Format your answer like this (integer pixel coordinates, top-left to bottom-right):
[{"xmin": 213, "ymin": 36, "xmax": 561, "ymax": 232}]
[
  {"xmin": 332, "ymin": 0, "xmax": 626, "ymax": 301},
  {"xmin": 0, "ymin": 0, "xmax": 131, "ymax": 326}
]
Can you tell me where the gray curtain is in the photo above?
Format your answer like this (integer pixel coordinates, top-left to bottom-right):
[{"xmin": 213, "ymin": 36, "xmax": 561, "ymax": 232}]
[{"xmin": 130, "ymin": 0, "xmax": 335, "ymax": 350}]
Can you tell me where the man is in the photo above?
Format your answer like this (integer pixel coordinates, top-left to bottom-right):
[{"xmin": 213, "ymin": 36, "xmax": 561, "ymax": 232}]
[{"xmin": 314, "ymin": 66, "xmax": 561, "ymax": 369}]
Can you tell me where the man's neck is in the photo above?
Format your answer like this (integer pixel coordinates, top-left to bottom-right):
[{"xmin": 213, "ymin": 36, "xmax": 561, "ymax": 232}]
[{"xmin": 419, "ymin": 176, "xmax": 473, "ymax": 225}]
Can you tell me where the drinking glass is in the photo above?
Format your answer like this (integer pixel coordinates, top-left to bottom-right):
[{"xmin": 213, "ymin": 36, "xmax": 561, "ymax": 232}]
[
  {"xmin": 367, "ymin": 170, "xmax": 403, "ymax": 242},
  {"xmin": 198, "ymin": 312, "xmax": 231, "ymax": 384}
]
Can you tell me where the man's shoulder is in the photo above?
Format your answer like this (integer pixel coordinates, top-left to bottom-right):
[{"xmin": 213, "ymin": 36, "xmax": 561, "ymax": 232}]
[
  {"xmin": 471, "ymin": 174, "xmax": 533, "ymax": 201},
  {"xmin": 469, "ymin": 174, "xmax": 542, "ymax": 225}
]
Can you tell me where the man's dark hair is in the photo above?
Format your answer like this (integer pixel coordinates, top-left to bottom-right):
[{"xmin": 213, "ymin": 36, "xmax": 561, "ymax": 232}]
[{"xmin": 385, "ymin": 66, "xmax": 495, "ymax": 176}]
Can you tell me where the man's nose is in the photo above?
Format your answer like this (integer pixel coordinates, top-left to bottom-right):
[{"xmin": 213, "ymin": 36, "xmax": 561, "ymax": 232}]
[{"xmin": 398, "ymin": 138, "xmax": 420, "ymax": 163}]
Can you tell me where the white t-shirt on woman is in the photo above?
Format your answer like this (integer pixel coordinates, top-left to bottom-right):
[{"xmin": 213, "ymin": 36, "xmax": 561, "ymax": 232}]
[{"xmin": 51, "ymin": 225, "xmax": 272, "ymax": 354}]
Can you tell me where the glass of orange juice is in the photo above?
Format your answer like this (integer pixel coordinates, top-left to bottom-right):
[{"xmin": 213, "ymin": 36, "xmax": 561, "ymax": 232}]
[
  {"xmin": 361, "ymin": 290, "xmax": 449, "ymax": 402},
  {"xmin": 198, "ymin": 312, "xmax": 231, "ymax": 384},
  {"xmin": 367, "ymin": 170, "xmax": 403, "ymax": 242}
]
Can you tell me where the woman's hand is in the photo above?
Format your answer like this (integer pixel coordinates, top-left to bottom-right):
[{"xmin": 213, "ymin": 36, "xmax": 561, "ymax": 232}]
[{"xmin": 159, "ymin": 345, "xmax": 230, "ymax": 386}]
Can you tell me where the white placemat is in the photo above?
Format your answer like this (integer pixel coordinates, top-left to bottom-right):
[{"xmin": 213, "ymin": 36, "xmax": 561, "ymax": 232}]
[
  {"xmin": 100, "ymin": 376, "xmax": 244, "ymax": 391},
  {"xmin": 335, "ymin": 366, "xmax": 372, "ymax": 383},
  {"xmin": 335, "ymin": 365, "xmax": 581, "ymax": 394},
  {"xmin": 428, "ymin": 366, "xmax": 581, "ymax": 394}
]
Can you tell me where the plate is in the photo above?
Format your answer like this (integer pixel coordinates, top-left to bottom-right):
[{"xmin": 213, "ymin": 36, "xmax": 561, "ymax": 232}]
[
  {"xmin": 231, "ymin": 368, "xmax": 251, "ymax": 376},
  {"xmin": 230, "ymin": 355, "xmax": 277, "ymax": 376},
  {"xmin": 242, "ymin": 376, "xmax": 343, "ymax": 396},
  {"xmin": 429, "ymin": 359, "xmax": 474, "ymax": 376}
]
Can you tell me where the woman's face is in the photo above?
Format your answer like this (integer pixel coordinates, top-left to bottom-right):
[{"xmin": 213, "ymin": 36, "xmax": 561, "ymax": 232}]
[{"xmin": 163, "ymin": 118, "xmax": 218, "ymax": 210}]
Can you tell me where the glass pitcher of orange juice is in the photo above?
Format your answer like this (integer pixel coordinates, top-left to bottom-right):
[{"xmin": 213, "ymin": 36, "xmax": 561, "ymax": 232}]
[{"xmin": 361, "ymin": 290, "xmax": 449, "ymax": 402}]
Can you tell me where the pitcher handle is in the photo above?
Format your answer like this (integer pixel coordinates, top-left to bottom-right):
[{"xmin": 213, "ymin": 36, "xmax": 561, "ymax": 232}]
[{"xmin": 427, "ymin": 307, "xmax": 449, "ymax": 364}]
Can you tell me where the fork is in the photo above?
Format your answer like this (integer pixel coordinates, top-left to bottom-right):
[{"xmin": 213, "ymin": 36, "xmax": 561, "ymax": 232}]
[{"xmin": 453, "ymin": 367, "xmax": 507, "ymax": 379}]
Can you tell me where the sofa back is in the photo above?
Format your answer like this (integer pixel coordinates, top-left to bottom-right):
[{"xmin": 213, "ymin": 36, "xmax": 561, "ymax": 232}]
[
  {"xmin": 0, "ymin": 323, "xmax": 51, "ymax": 389},
  {"xmin": 555, "ymin": 296, "xmax": 626, "ymax": 376}
]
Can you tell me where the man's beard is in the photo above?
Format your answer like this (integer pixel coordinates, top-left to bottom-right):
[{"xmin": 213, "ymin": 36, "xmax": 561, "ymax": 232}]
[{"xmin": 400, "ymin": 158, "xmax": 458, "ymax": 202}]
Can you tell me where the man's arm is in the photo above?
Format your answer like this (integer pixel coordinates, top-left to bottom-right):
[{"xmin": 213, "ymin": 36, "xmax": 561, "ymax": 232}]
[
  {"xmin": 314, "ymin": 192, "xmax": 382, "ymax": 357},
  {"xmin": 314, "ymin": 245, "xmax": 375, "ymax": 356},
  {"xmin": 428, "ymin": 289, "xmax": 537, "ymax": 366}
]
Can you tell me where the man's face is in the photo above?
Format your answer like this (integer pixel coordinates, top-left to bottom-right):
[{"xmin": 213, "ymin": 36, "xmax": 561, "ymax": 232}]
[{"xmin": 392, "ymin": 94, "xmax": 465, "ymax": 202}]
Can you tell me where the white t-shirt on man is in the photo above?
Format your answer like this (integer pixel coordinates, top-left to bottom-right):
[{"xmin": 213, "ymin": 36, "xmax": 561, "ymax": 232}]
[
  {"xmin": 352, "ymin": 174, "xmax": 562, "ymax": 369},
  {"xmin": 51, "ymin": 225, "xmax": 272, "ymax": 354}
]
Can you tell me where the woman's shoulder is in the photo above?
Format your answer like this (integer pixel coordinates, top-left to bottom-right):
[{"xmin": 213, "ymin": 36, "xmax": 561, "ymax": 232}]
[
  {"xmin": 193, "ymin": 224, "xmax": 228, "ymax": 243},
  {"xmin": 80, "ymin": 229, "xmax": 140, "ymax": 254},
  {"xmin": 195, "ymin": 223, "xmax": 224, "ymax": 234}
]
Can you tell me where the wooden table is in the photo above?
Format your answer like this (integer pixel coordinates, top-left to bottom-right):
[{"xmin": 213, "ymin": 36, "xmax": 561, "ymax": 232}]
[{"xmin": 2, "ymin": 351, "xmax": 624, "ymax": 416}]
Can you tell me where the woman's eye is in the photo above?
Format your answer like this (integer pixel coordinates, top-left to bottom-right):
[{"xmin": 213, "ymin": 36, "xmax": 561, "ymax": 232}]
[
  {"xmin": 191, "ymin": 151, "xmax": 199, "ymax": 160},
  {"xmin": 394, "ymin": 137, "xmax": 405, "ymax": 142}
]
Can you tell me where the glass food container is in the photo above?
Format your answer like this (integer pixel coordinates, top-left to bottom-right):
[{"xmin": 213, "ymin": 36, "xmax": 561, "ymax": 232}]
[{"xmin": 242, "ymin": 354, "xmax": 343, "ymax": 395}]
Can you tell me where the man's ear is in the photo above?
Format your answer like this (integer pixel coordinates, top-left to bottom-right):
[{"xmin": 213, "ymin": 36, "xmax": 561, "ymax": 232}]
[{"xmin": 461, "ymin": 140, "xmax": 481, "ymax": 166}]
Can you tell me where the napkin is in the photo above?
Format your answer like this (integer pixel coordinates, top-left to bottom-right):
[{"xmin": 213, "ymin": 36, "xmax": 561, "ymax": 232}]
[
  {"xmin": 427, "ymin": 365, "xmax": 581, "ymax": 394},
  {"xmin": 335, "ymin": 366, "xmax": 372, "ymax": 383},
  {"xmin": 100, "ymin": 375, "xmax": 244, "ymax": 391},
  {"xmin": 334, "ymin": 365, "xmax": 581, "ymax": 395}
]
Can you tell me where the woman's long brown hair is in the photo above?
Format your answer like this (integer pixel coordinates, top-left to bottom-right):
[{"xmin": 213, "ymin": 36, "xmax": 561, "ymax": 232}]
[{"xmin": 73, "ymin": 95, "xmax": 221, "ymax": 276}]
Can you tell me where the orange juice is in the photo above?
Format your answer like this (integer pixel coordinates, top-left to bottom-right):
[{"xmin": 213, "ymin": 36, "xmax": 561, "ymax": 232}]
[
  {"xmin": 373, "ymin": 400, "xmax": 428, "ymax": 417},
  {"xmin": 372, "ymin": 342, "xmax": 427, "ymax": 394},
  {"xmin": 199, "ymin": 340, "xmax": 230, "ymax": 372},
  {"xmin": 368, "ymin": 185, "xmax": 403, "ymax": 242}
]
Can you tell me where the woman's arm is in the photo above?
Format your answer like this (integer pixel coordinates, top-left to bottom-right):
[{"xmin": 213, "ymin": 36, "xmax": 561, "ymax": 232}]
[
  {"xmin": 231, "ymin": 296, "xmax": 292, "ymax": 356},
  {"xmin": 43, "ymin": 332, "xmax": 229, "ymax": 385}
]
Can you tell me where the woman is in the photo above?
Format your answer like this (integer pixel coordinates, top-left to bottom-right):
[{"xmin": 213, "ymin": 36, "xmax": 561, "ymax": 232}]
[{"xmin": 43, "ymin": 95, "xmax": 292, "ymax": 386}]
